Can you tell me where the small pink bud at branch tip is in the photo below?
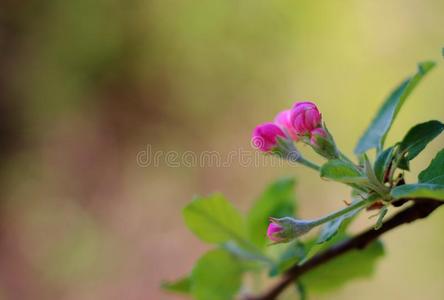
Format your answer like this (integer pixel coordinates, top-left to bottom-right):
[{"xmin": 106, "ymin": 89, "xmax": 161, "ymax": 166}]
[
  {"xmin": 266, "ymin": 216, "xmax": 316, "ymax": 244},
  {"xmin": 266, "ymin": 222, "xmax": 284, "ymax": 242}
]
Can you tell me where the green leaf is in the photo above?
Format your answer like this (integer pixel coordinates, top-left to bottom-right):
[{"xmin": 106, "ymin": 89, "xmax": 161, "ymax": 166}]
[
  {"xmin": 391, "ymin": 150, "xmax": 444, "ymax": 200},
  {"xmin": 354, "ymin": 61, "xmax": 436, "ymax": 154},
  {"xmin": 320, "ymin": 160, "xmax": 366, "ymax": 184},
  {"xmin": 399, "ymin": 120, "xmax": 444, "ymax": 164},
  {"xmin": 162, "ymin": 276, "xmax": 191, "ymax": 294},
  {"xmin": 374, "ymin": 146, "xmax": 395, "ymax": 182},
  {"xmin": 301, "ymin": 230, "xmax": 347, "ymax": 265},
  {"xmin": 316, "ymin": 205, "xmax": 363, "ymax": 244},
  {"xmin": 363, "ymin": 153, "xmax": 384, "ymax": 189},
  {"xmin": 191, "ymin": 249, "xmax": 243, "ymax": 300},
  {"xmin": 418, "ymin": 149, "xmax": 444, "ymax": 184},
  {"xmin": 247, "ymin": 177, "xmax": 296, "ymax": 248},
  {"xmin": 391, "ymin": 183, "xmax": 444, "ymax": 200},
  {"xmin": 269, "ymin": 241, "xmax": 306, "ymax": 276},
  {"xmin": 397, "ymin": 156, "xmax": 411, "ymax": 171},
  {"xmin": 183, "ymin": 194, "xmax": 246, "ymax": 244},
  {"xmin": 301, "ymin": 240, "xmax": 384, "ymax": 293},
  {"xmin": 222, "ymin": 241, "xmax": 271, "ymax": 264},
  {"xmin": 295, "ymin": 281, "xmax": 307, "ymax": 300}
]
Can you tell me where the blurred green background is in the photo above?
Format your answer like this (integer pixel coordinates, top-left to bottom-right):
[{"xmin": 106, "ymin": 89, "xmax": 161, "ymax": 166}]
[{"xmin": 0, "ymin": 0, "xmax": 443, "ymax": 299}]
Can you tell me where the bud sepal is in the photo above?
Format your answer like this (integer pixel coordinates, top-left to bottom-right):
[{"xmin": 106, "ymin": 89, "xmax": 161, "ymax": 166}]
[{"xmin": 308, "ymin": 123, "xmax": 340, "ymax": 160}]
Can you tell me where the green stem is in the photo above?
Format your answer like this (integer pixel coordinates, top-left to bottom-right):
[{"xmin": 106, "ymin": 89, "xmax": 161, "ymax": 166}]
[
  {"xmin": 338, "ymin": 151, "xmax": 355, "ymax": 165},
  {"xmin": 310, "ymin": 198, "xmax": 372, "ymax": 227},
  {"xmin": 376, "ymin": 142, "xmax": 383, "ymax": 154},
  {"xmin": 276, "ymin": 137, "xmax": 321, "ymax": 172},
  {"xmin": 297, "ymin": 157, "xmax": 321, "ymax": 171}
]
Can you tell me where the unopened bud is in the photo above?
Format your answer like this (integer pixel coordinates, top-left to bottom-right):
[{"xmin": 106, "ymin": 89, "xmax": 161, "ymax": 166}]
[
  {"xmin": 290, "ymin": 101, "xmax": 322, "ymax": 135},
  {"xmin": 267, "ymin": 217, "xmax": 315, "ymax": 244},
  {"xmin": 252, "ymin": 123, "xmax": 286, "ymax": 152},
  {"xmin": 274, "ymin": 109, "xmax": 299, "ymax": 141}
]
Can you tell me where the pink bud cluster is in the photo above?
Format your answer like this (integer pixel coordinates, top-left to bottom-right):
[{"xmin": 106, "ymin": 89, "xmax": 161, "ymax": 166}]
[{"xmin": 252, "ymin": 101, "xmax": 325, "ymax": 152}]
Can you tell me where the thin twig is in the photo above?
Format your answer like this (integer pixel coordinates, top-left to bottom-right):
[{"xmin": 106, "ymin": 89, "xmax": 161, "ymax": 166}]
[{"xmin": 244, "ymin": 198, "xmax": 443, "ymax": 300}]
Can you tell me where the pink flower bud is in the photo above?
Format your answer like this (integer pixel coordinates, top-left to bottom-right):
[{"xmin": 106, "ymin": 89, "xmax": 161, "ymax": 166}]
[
  {"xmin": 267, "ymin": 217, "xmax": 315, "ymax": 244},
  {"xmin": 252, "ymin": 123, "xmax": 286, "ymax": 152},
  {"xmin": 266, "ymin": 222, "xmax": 284, "ymax": 242},
  {"xmin": 310, "ymin": 127, "xmax": 327, "ymax": 145},
  {"xmin": 274, "ymin": 110, "xmax": 299, "ymax": 141},
  {"xmin": 290, "ymin": 101, "xmax": 322, "ymax": 135}
]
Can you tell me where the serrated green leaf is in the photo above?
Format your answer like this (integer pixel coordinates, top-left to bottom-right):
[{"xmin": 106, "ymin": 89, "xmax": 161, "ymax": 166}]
[
  {"xmin": 391, "ymin": 183, "xmax": 444, "ymax": 200},
  {"xmin": 354, "ymin": 61, "xmax": 436, "ymax": 154},
  {"xmin": 418, "ymin": 149, "xmax": 444, "ymax": 184},
  {"xmin": 162, "ymin": 276, "xmax": 191, "ymax": 294},
  {"xmin": 183, "ymin": 194, "xmax": 246, "ymax": 244},
  {"xmin": 247, "ymin": 177, "xmax": 296, "ymax": 248},
  {"xmin": 191, "ymin": 249, "xmax": 243, "ymax": 300},
  {"xmin": 399, "ymin": 120, "xmax": 444, "ymax": 162},
  {"xmin": 320, "ymin": 160, "xmax": 366, "ymax": 184},
  {"xmin": 374, "ymin": 146, "xmax": 395, "ymax": 182},
  {"xmin": 301, "ymin": 240, "xmax": 384, "ymax": 293}
]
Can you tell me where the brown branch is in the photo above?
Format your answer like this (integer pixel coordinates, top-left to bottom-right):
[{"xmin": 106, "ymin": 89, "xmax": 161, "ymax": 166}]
[{"xmin": 245, "ymin": 198, "xmax": 443, "ymax": 300}]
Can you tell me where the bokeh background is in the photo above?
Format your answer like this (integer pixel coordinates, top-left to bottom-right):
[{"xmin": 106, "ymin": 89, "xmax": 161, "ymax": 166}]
[{"xmin": 0, "ymin": 0, "xmax": 443, "ymax": 299}]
